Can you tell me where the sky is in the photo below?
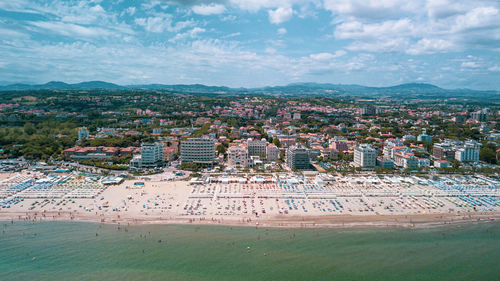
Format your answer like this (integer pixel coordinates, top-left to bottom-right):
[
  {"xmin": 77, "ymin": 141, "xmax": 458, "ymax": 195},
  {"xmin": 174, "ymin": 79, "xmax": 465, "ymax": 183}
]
[{"xmin": 0, "ymin": 0, "xmax": 499, "ymax": 90}]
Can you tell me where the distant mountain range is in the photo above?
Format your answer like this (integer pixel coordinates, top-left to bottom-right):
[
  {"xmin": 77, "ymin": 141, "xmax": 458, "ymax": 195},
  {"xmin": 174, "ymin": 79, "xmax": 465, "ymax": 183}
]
[
  {"xmin": 0, "ymin": 81, "xmax": 125, "ymax": 91},
  {"xmin": 0, "ymin": 80, "xmax": 498, "ymax": 99}
]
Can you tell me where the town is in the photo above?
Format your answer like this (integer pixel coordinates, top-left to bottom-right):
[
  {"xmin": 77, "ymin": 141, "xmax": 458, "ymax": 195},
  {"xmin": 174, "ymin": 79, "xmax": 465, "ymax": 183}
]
[
  {"xmin": 0, "ymin": 90, "xmax": 498, "ymax": 174},
  {"xmin": 0, "ymin": 89, "xmax": 498, "ymax": 226}
]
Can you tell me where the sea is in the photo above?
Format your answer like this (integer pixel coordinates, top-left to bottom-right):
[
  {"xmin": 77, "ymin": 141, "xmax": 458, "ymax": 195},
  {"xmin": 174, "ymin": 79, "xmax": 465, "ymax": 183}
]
[{"xmin": 0, "ymin": 221, "xmax": 499, "ymax": 280}]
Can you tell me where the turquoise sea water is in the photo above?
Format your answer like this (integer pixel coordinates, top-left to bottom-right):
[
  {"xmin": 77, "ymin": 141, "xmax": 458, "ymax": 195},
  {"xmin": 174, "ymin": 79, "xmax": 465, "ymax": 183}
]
[{"xmin": 0, "ymin": 221, "xmax": 499, "ymax": 281}]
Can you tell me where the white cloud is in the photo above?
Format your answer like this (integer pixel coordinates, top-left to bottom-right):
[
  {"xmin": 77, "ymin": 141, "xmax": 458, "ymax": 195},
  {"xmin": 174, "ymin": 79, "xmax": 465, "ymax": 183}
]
[
  {"xmin": 425, "ymin": 0, "xmax": 469, "ymax": 19},
  {"xmin": 331, "ymin": 0, "xmax": 500, "ymax": 55},
  {"xmin": 221, "ymin": 15, "xmax": 237, "ymax": 21},
  {"xmin": 0, "ymin": 27, "xmax": 29, "ymax": 39},
  {"xmin": 28, "ymin": 21, "xmax": 114, "ymax": 39},
  {"xmin": 89, "ymin": 4, "xmax": 105, "ymax": 14},
  {"xmin": 141, "ymin": 0, "xmax": 168, "ymax": 11},
  {"xmin": 277, "ymin": 27, "xmax": 287, "ymax": 35},
  {"xmin": 406, "ymin": 38, "xmax": 456, "ymax": 55},
  {"xmin": 265, "ymin": 47, "xmax": 277, "ymax": 54},
  {"xmin": 7, "ymin": 0, "xmax": 135, "ymax": 39},
  {"xmin": 192, "ymin": 4, "xmax": 226, "ymax": 15},
  {"xmin": 222, "ymin": 32, "xmax": 241, "ymax": 38},
  {"xmin": 169, "ymin": 27, "xmax": 206, "ymax": 42},
  {"xmin": 461, "ymin": 61, "xmax": 481, "ymax": 68},
  {"xmin": 324, "ymin": 0, "xmax": 420, "ymax": 21},
  {"xmin": 135, "ymin": 14, "xmax": 194, "ymax": 33},
  {"xmin": 122, "ymin": 7, "xmax": 136, "ymax": 16},
  {"xmin": 335, "ymin": 19, "xmax": 414, "ymax": 53},
  {"xmin": 227, "ymin": 0, "xmax": 321, "ymax": 12},
  {"xmin": 346, "ymin": 38, "xmax": 409, "ymax": 52},
  {"xmin": 268, "ymin": 7, "xmax": 294, "ymax": 24},
  {"xmin": 2, "ymin": 0, "xmax": 500, "ymax": 89},
  {"xmin": 452, "ymin": 6, "xmax": 499, "ymax": 31},
  {"xmin": 309, "ymin": 50, "xmax": 346, "ymax": 60},
  {"xmin": 335, "ymin": 19, "xmax": 414, "ymax": 40}
]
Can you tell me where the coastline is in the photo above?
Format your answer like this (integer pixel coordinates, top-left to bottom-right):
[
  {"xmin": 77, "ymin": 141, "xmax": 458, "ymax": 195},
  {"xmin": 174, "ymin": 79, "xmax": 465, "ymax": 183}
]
[{"xmin": 2, "ymin": 210, "xmax": 499, "ymax": 229}]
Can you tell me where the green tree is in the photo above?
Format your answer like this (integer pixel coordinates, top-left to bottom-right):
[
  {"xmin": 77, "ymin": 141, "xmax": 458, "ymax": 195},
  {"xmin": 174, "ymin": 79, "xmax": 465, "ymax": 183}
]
[
  {"xmin": 480, "ymin": 147, "xmax": 497, "ymax": 164},
  {"xmin": 216, "ymin": 144, "xmax": 226, "ymax": 155},
  {"xmin": 23, "ymin": 122, "xmax": 36, "ymax": 135},
  {"xmin": 272, "ymin": 137, "xmax": 281, "ymax": 147}
]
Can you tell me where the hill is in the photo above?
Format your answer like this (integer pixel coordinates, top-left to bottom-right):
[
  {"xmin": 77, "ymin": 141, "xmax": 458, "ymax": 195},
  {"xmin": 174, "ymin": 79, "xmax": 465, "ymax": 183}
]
[{"xmin": 0, "ymin": 81, "xmax": 497, "ymax": 100}]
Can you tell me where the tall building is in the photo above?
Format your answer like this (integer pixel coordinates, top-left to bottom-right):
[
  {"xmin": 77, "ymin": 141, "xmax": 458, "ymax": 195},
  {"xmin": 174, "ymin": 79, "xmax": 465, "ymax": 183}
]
[
  {"xmin": 180, "ymin": 138, "xmax": 215, "ymax": 166},
  {"xmin": 361, "ymin": 105, "xmax": 377, "ymax": 116},
  {"xmin": 286, "ymin": 145, "xmax": 310, "ymax": 170},
  {"xmin": 78, "ymin": 127, "xmax": 89, "ymax": 141},
  {"xmin": 471, "ymin": 108, "xmax": 489, "ymax": 121},
  {"xmin": 433, "ymin": 142, "xmax": 456, "ymax": 160},
  {"xmin": 141, "ymin": 142, "xmax": 163, "ymax": 167},
  {"xmin": 354, "ymin": 144, "xmax": 377, "ymax": 168},
  {"xmin": 247, "ymin": 138, "xmax": 268, "ymax": 158},
  {"xmin": 455, "ymin": 141, "xmax": 481, "ymax": 162},
  {"xmin": 130, "ymin": 142, "xmax": 163, "ymax": 169},
  {"xmin": 228, "ymin": 145, "xmax": 249, "ymax": 168},
  {"xmin": 266, "ymin": 144, "xmax": 279, "ymax": 162}
]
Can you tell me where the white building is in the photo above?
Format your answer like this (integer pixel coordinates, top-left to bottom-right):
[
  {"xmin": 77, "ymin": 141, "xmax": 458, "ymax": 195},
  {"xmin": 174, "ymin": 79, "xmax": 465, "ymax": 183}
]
[
  {"xmin": 78, "ymin": 127, "xmax": 89, "ymax": 141},
  {"xmin": 354, "ymin": 144, "xmax": 377, "ymax": 168},
  {"xmin": 385, "ymin": 138, "xmax": 404, "ymax": 147},
  {"xmin": 266, "ymin": 144, "xmax": 279, "ymax": 162},
  {"xmin": 383, "ymin": 146, "xmax": 409, "ymax": 159},
  {"xmin": 471, "ymin": 108, "xmax": 489, "ymax": 121},
  {"xmin": 402, "ymin": 135, "xmax": 416, "ymax": 142},
  {"xmin": 434, "ymin": 160, "xmax": 450, "ymax": 168},
  {"xmin": 417, "ymin": 129, "xmax": 433, "ymax": 143},
  {"xmin": 228, "ymin": 146, "xmax": 249, "ymax": 168},
  {"xmin": 130, "ymin": 142, "xmax": 163, "ymax": 169},
  {"xmin": 394, "ymin": 152, "xmax": 419, "ymax": 169},
  {"xmin": 247, "ymin": 138, "xmax": 268, "ymax": 158},
  {"xmin": 455, "ymin": 141, "xmax": 480, "ymax": 163},
  {"xmin": 180, "ymin": 138, "xmax": 216, "ymax": 166}
]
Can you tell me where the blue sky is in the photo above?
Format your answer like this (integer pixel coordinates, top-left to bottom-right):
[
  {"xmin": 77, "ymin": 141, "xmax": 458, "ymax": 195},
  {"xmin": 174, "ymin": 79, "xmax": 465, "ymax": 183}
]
[{"xmin": 0, "ymin": 0, "xmax": 499, "ymax": 89}]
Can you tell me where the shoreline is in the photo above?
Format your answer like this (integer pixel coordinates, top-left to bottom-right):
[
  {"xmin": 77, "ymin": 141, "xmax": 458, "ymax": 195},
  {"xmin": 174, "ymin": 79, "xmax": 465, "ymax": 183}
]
[{"xmin": 2, "ymin": 211, "xmax": 499, "ymax": 230}]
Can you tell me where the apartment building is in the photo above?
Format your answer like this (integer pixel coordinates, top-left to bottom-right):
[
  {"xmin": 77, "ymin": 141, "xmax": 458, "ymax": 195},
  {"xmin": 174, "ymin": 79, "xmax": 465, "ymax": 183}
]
[
  {"xmin": 247, "ymin": 138, "xmax": 268, "ymax": 158},
  {"xmin": 228, "ymin": 145, "xmax": 249, "ymax": 168},
  {"xmin": 286, "ymin": 145, "xmax": 310, "ymax": 170},
  {"xmin": 130, "ymin": 142, "xmax": 163, "ymax": 169},
  {"xmin": 266, "ymin": 144, "xmax": 279, "ymax": 162},
  {"xmin": 78, "ymin": 127, "xmax": 89, "ymax": 141},
  {"xmin": 354, "ymin": 144, "xmax": 377, "ymax": 168},
  {"xmin": 455, "ymin": 141, "xmax": 481, "ymax": 162},
  {"xmin": 180, "ymin": 138, "xmax": 216, "ymax": 166}
]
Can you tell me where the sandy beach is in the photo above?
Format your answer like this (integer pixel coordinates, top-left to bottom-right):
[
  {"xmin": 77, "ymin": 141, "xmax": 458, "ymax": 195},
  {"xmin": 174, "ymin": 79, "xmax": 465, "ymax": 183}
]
[{"xmin": 1, "ymin": 172, "xmax": 499, "ymax": 229}]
